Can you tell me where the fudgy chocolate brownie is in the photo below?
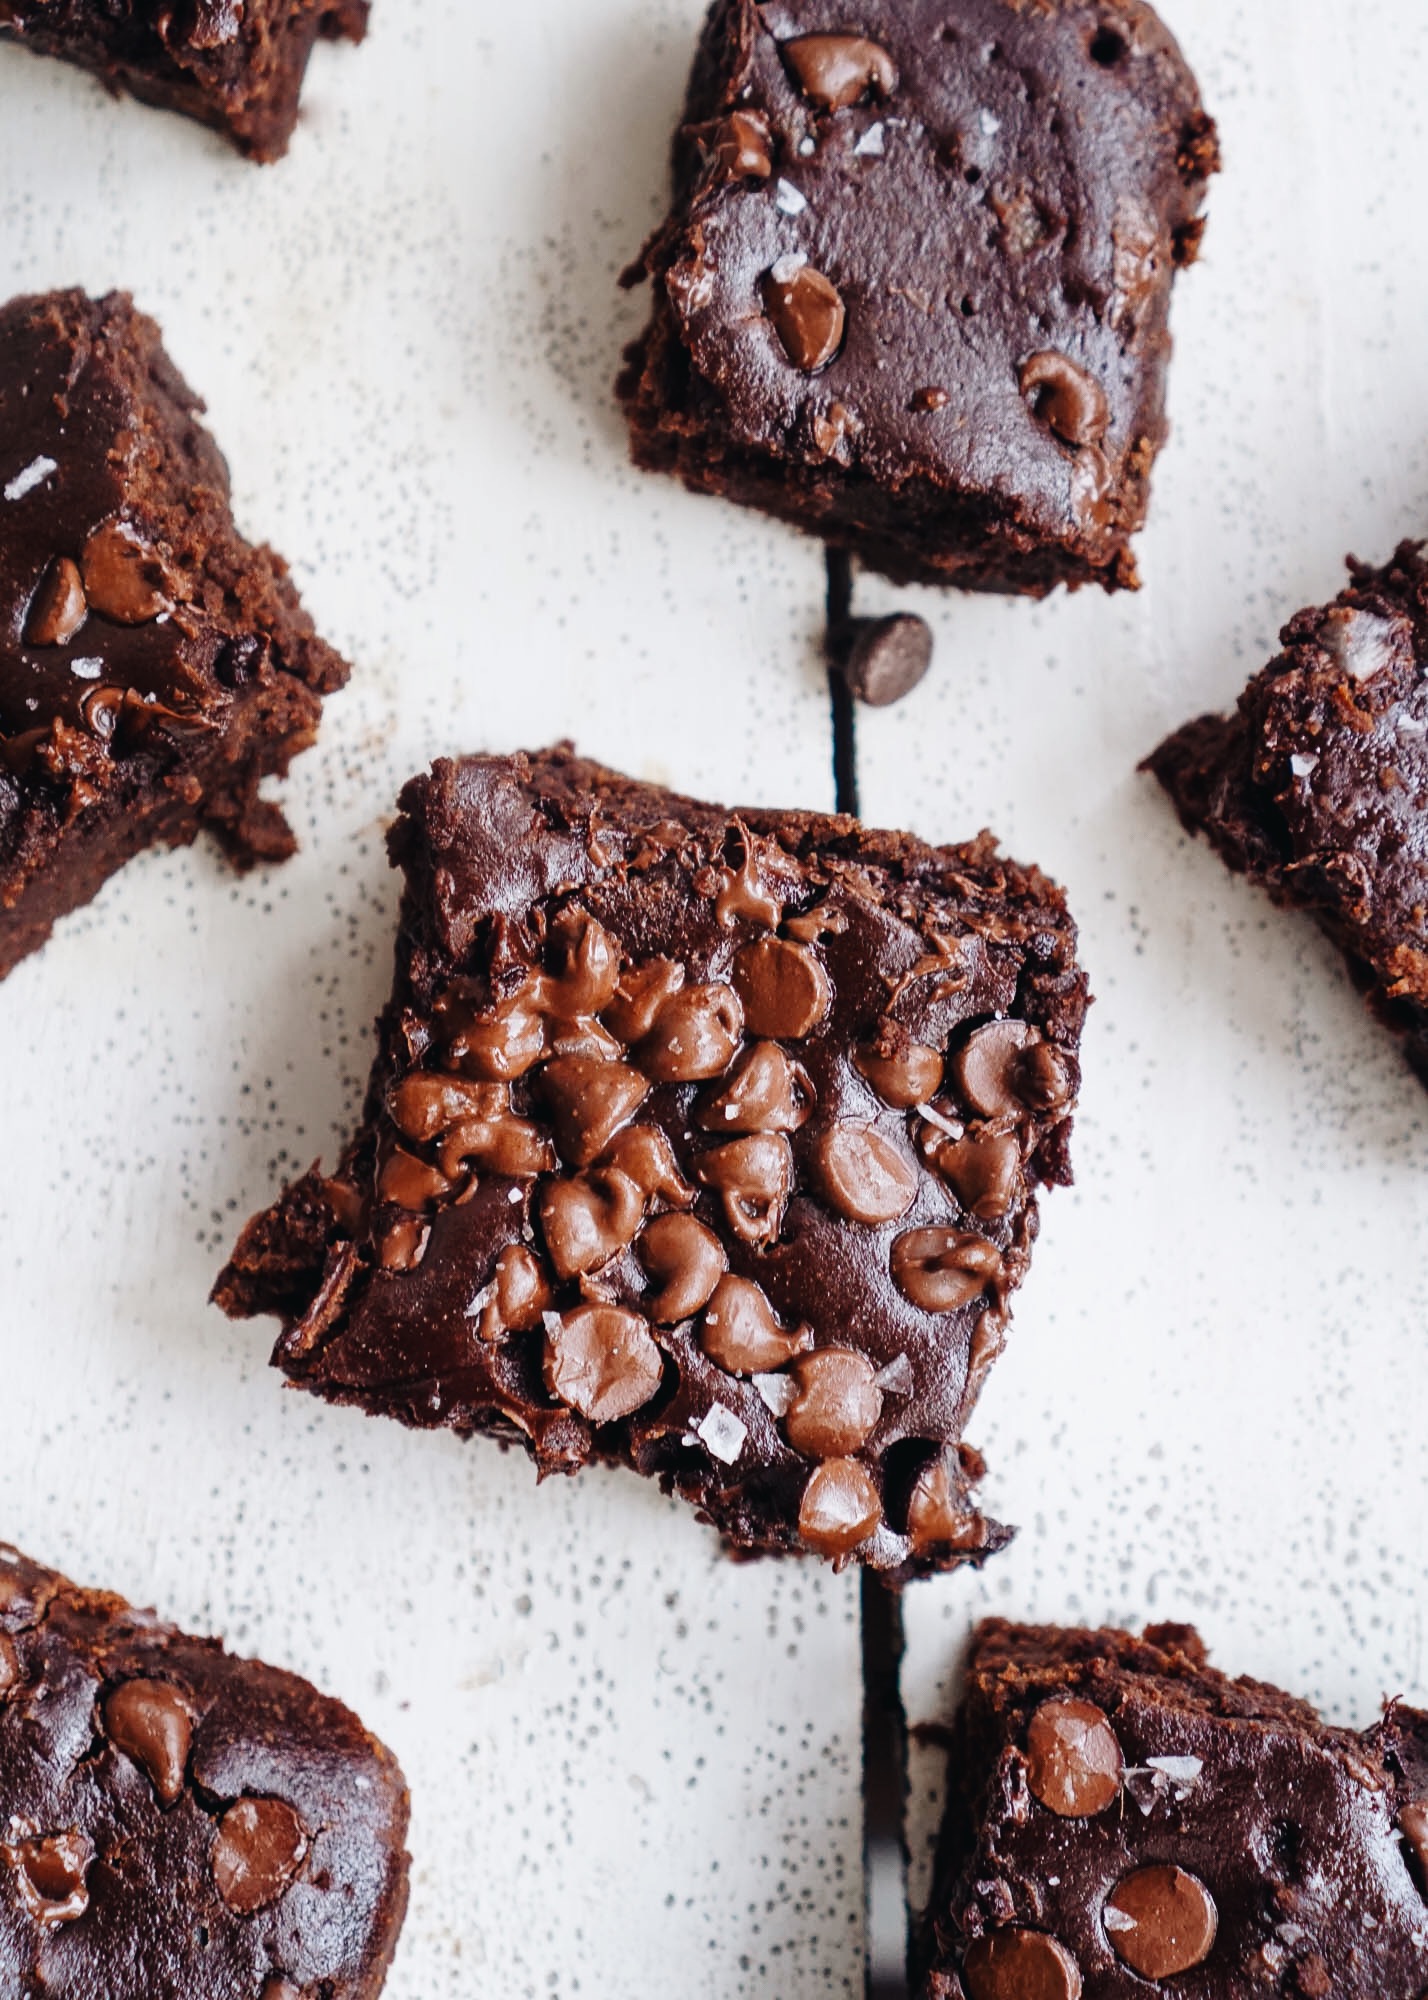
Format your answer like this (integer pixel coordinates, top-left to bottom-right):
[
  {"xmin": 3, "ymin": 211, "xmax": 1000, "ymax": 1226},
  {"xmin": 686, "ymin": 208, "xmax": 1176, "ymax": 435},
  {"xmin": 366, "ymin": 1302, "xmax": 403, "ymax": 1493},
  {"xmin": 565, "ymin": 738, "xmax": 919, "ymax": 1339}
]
[
  {"xmin": 1149, "ymin": 541, "xmax": 1428, "ymax": 1089},
  {"xmin": 917, "ymin": 1619, "xmax": 1428, "ymax": 1999},
  {"xmin": 0, "ymin": 290, "xmax": 348, "ymax": 981},
  {"xmin": 0, "ymin": 0, "xmax": 368, "ymax": 161},
  {"xmin": 619, "ymin": 0, "xmax": 1218, "ymax": 594},
  {"xmin": 0, "ymin": 1540, "xmax": 409, "ymax": 1997},
  {"xmin": 215, "ymin": 747, "xmax": 1089, "ymax": 1579}
]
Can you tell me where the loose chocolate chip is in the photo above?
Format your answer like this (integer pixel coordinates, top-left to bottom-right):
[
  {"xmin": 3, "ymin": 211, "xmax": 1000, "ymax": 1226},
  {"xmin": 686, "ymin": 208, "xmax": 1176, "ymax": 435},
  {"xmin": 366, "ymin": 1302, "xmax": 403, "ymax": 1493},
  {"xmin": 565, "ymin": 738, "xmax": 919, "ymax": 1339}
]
[
  {"xmin": 962, "ymin": 1928, "xmax": 1083, "ymax": 2000},
  {"xmin": 638, "ymin": 982, "xmax": 744, "ymax": 1082},
  {"xmin": 544, "ymin": 911, "xmax": 622, "ymax": 1018},
  {"xmin": 1019, "ymin": 350, "xmax": 1110, "ymax": 447},
  {"xmin": 798, "ymin": 1457, "xmax": 883, "ymax": 1557},
  {"xmin": 1025, "ymin": 1698, "xmax": 1123, "ymax": 1818},
  {"xmin": 812, "ymin": 1122, "xmax": 918, "ymax": 1225},
  {"xmin": 104, "ymin": 1678, "xmax": 193, "ymax": 1805},
  {"xmin": 4, "ymin": 1829, "xmax": 93, "ymax": 1928},
  {"xmin": 602, "ymin": 1125, "xmax": 694, "ymax": 1207},
  {"xmin": 212, "ymin": 1798, "xmax": 307, "ymax": 1916},
  {"xmin": 378, "ymin": 1146, "xmax": 451, "ymax": 1210},
  {"xmin": 543, "ymin": 1304, "xmax": 663, "ymax": 1424},
  {"xmin": 1104, "ymin": 1865, "xmax": 1217, "ymax": 1979},
  {"xmin": 933, "ymin": 1131, "xmax": 1021, "ymax": 1220},
  {"xmin": 604, "ymin": 958, "xmax": 685, "ymax": 1043},
  {"xmin": 731, "ymin": 937, "xmax": 831, "ymax": 1039},
  {"xmin": 712, "ymin": 108, "xmax": 774, "ymax": 180},
  {"xmin": 695, "ymin": 1132, "xmax": 793, "ymax": 1246},
  {"xmin": 700, "ymin": 1274, "xmax": 812, "ymax": 1373},
  {"xmin": 639, "ymin": 1212, "xmax": 727, "ymax": 1323},
  {"xmin": 903, "ymin": 1448, "xmax": 986, "ymax": 1554},
  {"xmin": 439, "ymin": 991, "xmax": 550, "ymax": 1082},
  {"xmin": 379, "ymin": 1214, "xmax": 430, "ymax": 1273},
  {"xmin": 26, "ymin": 557, "xmax": 87, "ymax": 646},
  {"xmin": 80, "ymin": 518, "xmax": 170, "ymax": 623},
  {"xmin": 0, "ymin": 1633, "xmax": 18, "ymax": 1697},
  {"xmin": 784, "ymin": 1349, "xmax": 883, "ymax": 1457},
  {"xmin": 952, "ymin": 1019, "xmax": 1046, "ymax": 1120},
  {"xmin": 890, "ymin": 1227, "xmax": 1002, "ymax": 1312},
  {"xmin": 485, "ymin": 1243, "xmax": 553, "ymax": 1336},
  {"xmin": 388, "ymin": 1073, "xmax": 508, "ymax": 1143},
  {"xmin": 437, "ymin": 1113, "xmax": 554, "ymax": 1181},
  {"xmin": 783, "ymin": 32, "xmax": 898, "ymax": 110},
  {"xmin": 539, "ymin": 1056, "xmax": 649, "ymax": 1166},
  {"xmin": 699, "ymin": 1042, "xmax": 813, "ymax": 1133},
  {"xmin": 1400, "ymin": 1802, "xmax": 1428, "ymax": 1894},
  {"xmin": 540, "ymin": 1168, "xmax": 645, "ymax": 1280},
  {"xmin": 841, "ymin": 615, "xmax": 934, "ymax": 708},
  {"xmin": 855, "ymin": 1036, "xmax": 944, "ymax": 1109},
  {"xmin": 764, "ymin": 264, "xmax": 846, "ymax": 375}
]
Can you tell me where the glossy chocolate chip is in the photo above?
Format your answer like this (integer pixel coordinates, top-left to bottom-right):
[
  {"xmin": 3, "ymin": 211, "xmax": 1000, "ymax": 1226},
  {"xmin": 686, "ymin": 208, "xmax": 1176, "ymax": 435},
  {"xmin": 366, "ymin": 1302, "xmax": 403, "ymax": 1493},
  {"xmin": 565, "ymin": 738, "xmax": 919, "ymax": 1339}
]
[
  {"xmin": 486, "ymin": 1244, "xmax": 553, "ymax": 1336},
  {"xmin": 855, "ymin": 1036, "xmax": 943, "ymax": 1109},
  {"xmin": 712, "ymin": 108, "xmax": 773, "ymax": 180},
  {"xmin": 1026, "ymin": 1697, "xmax": 1123, "ymax": 1817},
  {"xmin": 543, "ymin": 1304, "xmax": 663, "ymax": 1423},
  {"xmin": 26, "ymin": 556, "xmax": 87, "ymax": 646},
  {"xmin": 934, "ymin": 1131, "xmax": 1021, "ymax": 1220},
  {"xmin": 544, "ymin": 911, "xmax": 621, "ymax": 1017},
  {"xmin": 783, "ymin": 32, "xmax": 898, "ymax": 110},
  {"xmin": 813, "ymin": 1122, "xmax": 918, "ymax": 1224},
  {"xmin": 604, "ymin": 958, "xmax": 684, "ymax": 1043},
  {"xmin": 540, "ymin": 1168, "xmax": 645, "ymax": 1280},
  {"xmin": 378, "ymin": 1147, "xmax": 451, "ymax": 1210},
  {"xmin": 1400, "ymin": 1802, "xmax": 1428, "ymax": 1894},
  {"xmin": 388, "ymin": 1073, "xmax": 508, "ymax": 1143},
  {"xmin": 602, "ymin": 1125, "xmax": 694, "ymax": 1206},
  {"xmin": 539, "ymin": 1056, "xmax": 649, "ymax": 1166},
  {"xmin": 798, "ymin": 1458, "xmax": 882, "ymax": 1557},
  {"xmin": 731, "ymin": 938, "xmax": 831, "ymax": 1039},
  {"xmin": 4, "ymin": 1829, "xmax": 92, "ymax": 1928},
  {"xmin": 903, "ymin": 1448, "xmax": 986, "ymax": 1554},
  {"xmin": 1019, "ymin": 350, "xmax": 1110, "ymax": 447},
  {"xmin": 962, "ymin": 1928, "xmax": 1082, "ymax": 2000},
  {"xmin": 80, "ymin": 518, "xmax": 169, "ymax": 623},
  {"xmin": 891, "ymin": 1227, "xmax": 1002, "ymax": 1312},
  {"xmin": 639, "ymin": 1213, "xmax": 727, "ymax": 1323},
  {"xmin": 841, "ymin": 614, "xmax": 933, "ymax": 708},
  {"xmin": 784, "ymin": 1349, "xmax": 883, "ymax": 1458},
  {"xmin": 1016, "ymin": 1040, "xmax": 1076, "ymax": 1112},
  {"xmin": 700, "ymin": 1274, "xmax": 812, "ymax": 1373},
  {"xmin": 1104, "ymin": 1865, "xmax": 1217, "ymax": 1979},
  {"xmin": 638, "ymin": 982, "xmax": 744, "ymax": 1082},
  {"xmin": 212, "ymin": 1798, "xmax": 307, "ymax": 1916},
  {"xmin": 438, "ymin": 1113, "xmax": 554, "ymax": 1181},
  {"xmin": 952, "ymin": 1019, "xmax": 1042, "ymax": 1119},
  {"xmin": 439, "ymin": 992, "xmax": 549, "ymax": 1082},
  {"xmin": 763, "ymin": 264, "xmax": 846, "ymax": 375},
  {"xmin": 378, "ymin": 1215, "xmax": 430, "ymax": 1272},
  {"xmin": 698, "ymin": 1042, "xmax": 812, "ymax": 1133},
  {"xmin": 695, "ymin": 1132, "xmax": 793, "ymax": 1246},
  {"xmin": 715, "ymin": 844, "xmax": 782, "ymax": 928},
  {"xmin": 104, "ymin": 1678, "xmax": 193, "ymax": 1805}
]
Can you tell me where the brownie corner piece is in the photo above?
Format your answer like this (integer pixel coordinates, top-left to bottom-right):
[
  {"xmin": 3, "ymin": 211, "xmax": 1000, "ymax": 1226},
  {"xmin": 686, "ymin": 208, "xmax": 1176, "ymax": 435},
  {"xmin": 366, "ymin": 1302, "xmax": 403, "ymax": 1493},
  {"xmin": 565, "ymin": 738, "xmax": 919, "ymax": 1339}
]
[
  {"xmin": 618, "ymin": 0, "xmax": 1218, "ymax": 593},
  {"xmin": 916, "ymin": 1618, "xmax": 1428, "ymax": 2000},
  {"xmin": 0, "ymin": 1540, "xmax": 409, "ymax": 1997},
  {"xmin": 0, "ymin": 288, "xmax": 349, "ymax": 981},
  {"xmin": 0, "ymin": 1, "xmax": 370, "ymax": 161},
  {"xmin": 1147, "ymin": 539, "xmax": 1428, "ymax": 1086},
  {"xmin": 216, "ymin": 745, "xmax": 1089, "ymax": 1580}
]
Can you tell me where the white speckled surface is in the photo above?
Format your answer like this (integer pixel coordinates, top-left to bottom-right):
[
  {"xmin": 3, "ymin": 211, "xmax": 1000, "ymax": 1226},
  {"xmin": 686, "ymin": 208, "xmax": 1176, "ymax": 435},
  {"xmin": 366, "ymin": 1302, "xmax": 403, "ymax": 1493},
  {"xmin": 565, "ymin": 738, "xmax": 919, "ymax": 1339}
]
[{"xmin": 1, "ymin": 2, "xmax": 1426, "ymax": 1995}]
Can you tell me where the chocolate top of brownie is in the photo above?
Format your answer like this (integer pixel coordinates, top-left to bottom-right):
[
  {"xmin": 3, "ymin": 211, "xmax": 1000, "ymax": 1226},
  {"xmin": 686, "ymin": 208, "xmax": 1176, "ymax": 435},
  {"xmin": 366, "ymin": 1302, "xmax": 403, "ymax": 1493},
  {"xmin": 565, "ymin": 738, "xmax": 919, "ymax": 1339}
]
[
  {"xmin": 0, "ymin": 1542, "xmax": 409, "ymax": 1998},
  {"xmin": 217, "ymin": 747, "xmax": 1089, "ymax": 1578}
]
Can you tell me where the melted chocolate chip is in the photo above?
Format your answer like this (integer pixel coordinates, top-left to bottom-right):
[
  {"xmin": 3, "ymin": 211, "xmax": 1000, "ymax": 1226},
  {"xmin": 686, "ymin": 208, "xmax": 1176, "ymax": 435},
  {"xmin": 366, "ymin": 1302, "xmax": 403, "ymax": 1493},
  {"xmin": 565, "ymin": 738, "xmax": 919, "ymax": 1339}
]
[
  {"xmin": 782, "ymin": 32, "xmax": 898, "ymax": 110},
  {"xmin": 962, "ymin": 1928, "xmax": 1083, "ymax": 2000},
  {"xmin": 80, "ymin": 518, "xmax": 170, "ymax": 623},
  {"xmin": 797, "ymin": 1457, "xmax": 882, "ymax": 1557},
  {"xmin": 539, "ymin": 1055, "xmax": 649, "ymax": 1166},
  {"xmin": 604, "ymin": 958, "xmax": 684, "ymax": 1043},
  {"xmin": 953, "ymin": 1020, "xmax": 1051, "ymax": 1119},
  {"xmin": 841, "ymin": 614, "xmax": 933, "ymax": 708},
  {"xmin": 712, "ymin": 108, "xmax": 774, "ymax": 180},
  {"xmin": 731, "ymin": 938, "xmax": 831, "ymax": 1039},
  {"xmin": 933, "ymin": 1131, "xmax": 1021, "ymax": 1220},
  {"xmin": 1025, "ymin": 1697, "xmax": 1123, "ymax": 1817},
  {"xmin": 545, "ymin": 910, "xmax": 622, "ymax": 1016},
  {"xmin": 104, "ymin": 1678, "xmax": 193, "ymax": 1805},
  {"xmin": 639, "ymin": 1212, "xmax": 727, "ymax": 1323},
  {"xmin": 4, "ymin": 1829, "xmax": 93, "ymax": 1928},
  {"xmin": 855, "ymin": 1035, "xmax": 944, "ymax": 1108},
  {"xmin": 438, "ymin": 1113, "xmax": 553, "ymax": 1180},
  {"xmin": 813, "ymin": 1121, "xmax": 918, "ymax": 1225},
  {"xmin": 890, "ymin": 1227, "xmax": 1002, "ymax": 1311},
  {"xmin": 540, "ymin": 1168, "xmax": 645, "ymax": 1280},
  {"xmin": 378, "ymin": 1147, "xmax": 451, "ymax": 1210},
  {"xmin": 387, "ymin": 1074, "xmax": 508, "ymax": 1143},
  {"xmin": 695, "ymin": 1132, "xmax": 793, "ymax": 1245},
  {"xmin": 0, "ymin": 1633, "xmax": 18, "ymax": 1696},
  {"xmin": 25, "ymin": 556, "xmax": 87, "ymax": 646},
  {"xmin": 484, "ymin": 1243, "xmax": 552, "ymax": 1336},
  {"xmin": 262, "ymin": 1982, "xmax": 304, "ymax": 2000},
  {"xmin": 439, "ymin": 992, "xmax": 549, "ymax": 1082},
  {"xmin": 211, "ymin": 1797, "xmax": 307, "ymax": 1916},
  {"xmin": 602, "ymin": 1124, "xmax": 694, "ymax": 1206},
  {"xmin": 784, "ymin": 1349, "xmax": 883, "ymax": 1458},
  {"xmin": 698, "ymin": 1041, "xmax": 812, "ymax": 1132},
  {"xmin": 638, "ymin": 982, "xmax": 744, "ymax": 1081},
  {"xmin": 700, "ymin": 1274, "xmax": 811, "ymax": 1373},
  {"xmin": 378, "ymin": 1215, "xmax": 430, "ymax": 1272},
  {"xmin": 763, "ymin": 265, "xmax": 846, "ymax": 375},
  {"xmin": 1401, "ymin": 1802, "xmax": 1428, "ymax": 1894},
  {"xmin": 542, "ymin": 1304, "xmax": 663, "ymax": 1424},
  {"xmin": 902, "ymin": 1448, "xmax": 986, "ymax": 1554},
  {"xmin": 1019, "ymin": 350, "xmax": 1110, "ymax": 447},
  {"xmin": 1103, "ymin": 1864, "xmax": 1217, "ymax": 1979}
]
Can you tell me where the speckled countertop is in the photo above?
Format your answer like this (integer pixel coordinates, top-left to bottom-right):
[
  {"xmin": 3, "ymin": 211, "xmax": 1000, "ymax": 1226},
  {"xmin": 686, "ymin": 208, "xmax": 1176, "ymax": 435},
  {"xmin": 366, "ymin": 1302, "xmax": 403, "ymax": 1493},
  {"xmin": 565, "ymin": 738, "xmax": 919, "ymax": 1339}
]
[{"xmin": 0, "ymin": 3, "xmax": 1425, "ymax": 1995}]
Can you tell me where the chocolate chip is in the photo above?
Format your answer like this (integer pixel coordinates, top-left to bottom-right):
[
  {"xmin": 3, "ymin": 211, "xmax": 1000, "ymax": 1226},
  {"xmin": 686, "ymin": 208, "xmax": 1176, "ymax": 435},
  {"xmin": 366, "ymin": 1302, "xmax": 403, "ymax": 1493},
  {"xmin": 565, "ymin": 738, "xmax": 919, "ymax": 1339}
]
[
  {"xmin": 797, "ymin": 1457, "xmax": 883, "ymax": 1557},
  {"xmin": 1025, "ymin": 1697, "xmax": 1123, "ymax": 1817},
  {"xmin": 784, "ymin": 1349, "xmax": 883, "ymax": 1457},
  {"xmin": 437, "ymin": 1113, "xmax": 554, "ymax": 1181},
  {"xmin": 212, "ymin": 1797, "xmax": 307, "ymax": 1915},
  {"xmin": 1016, "ymin": 1040, "xmax": 1076, "ymax": 1112},
  {"xmin": 763, "ymin": 264, "xmax": 846, "ymax": 374},
  {"xmin": 699, "ymin": 1042, "xmax": 813, "ymax": 1132},
  {"xmin": 539, "ymin": 1168, "xmax": 645, "ymax": 1280},
  {"xmin": 932, "ymin": 1131, "xmax": 1021, "ymax": 1220},
  {"xmin": 1401, "ymin": 1802, "xmax": 1428, "ymax": 1894},
  {"xmin": 0, "ymin": 1634, "xmax": 18, "ymax": 1697},
  {"xmin": 783, "ymin": 33, "xmax": 898, "ymax": 110},
  {"xmin": 388, "ymin": 1074, "xmax": 508, "ymax": 1143},
  {"xmin": 903, "ymin": 1448, "xmax": 986, "ymax": 1554},
  {"xmin": 25, "ymin": 556, "xmax": 87, "ymax": 646},
  {"xmin": 104, "ymin": 1678, "xmax": 193, "ymax": 1805},
  {"xmin": 911, "ymin": 386, "xmax": 951, "ymax": 412},
  {"xmin": 4, "ymin": 1829, "xmax": 92, "ymax": 1928},
  {"xmin": 601, "ymin": 1124, "xmax": 694, "ymax": 1207},
  {"xmin": 543, "ymin": 1304, "xmax": 663, "ymax": 1424},
  {"xmin": 855, "ymin": 1035, "xmax": 944, "ymax": 1108},
  {"xmin": 731, "ymin": 938, "xmax": 831, "ymax": 1039},
  {"xmin": 639, "ymin": 1212, "xmax": 727, "ymax": 1323},
  {"xmin": 378, "ymin": 1214, "xmax": 430, "ymax": 1272},
  {"xmin": 79, "ymin": 683, "xmax": 125, "ymax": 740},
  {"xmin": 712, "ymin": 108, "xmax": 774, "ymax": 180},
  {"xmin": 952, "ymin": 1020, "xmax": 1059, "ymax": 1120},
  {"xmin": 962, "ymin": 1928, "xmax": 1083, "ymax": 2000},
  {"xmin": 604, "ymin": 958, "xmax": 685, "ymax": 1043},
  {"xmin": 544, "ymin": 911, "xmax": 622, "ymax": 1018},
  {"xmin": 438, "ymin": 991, "xmax": 550, "ymax": 1082},
  {"xmin": 715, "ymin": 842, "xmax": 782, "ymax": 929},
  {"xmin": 695, "ymin": 1132, "xmax": 793, "ymax": 1246},
  {"xmin": 841, "ymin": 614, "xmax": 933, "ymax": 707},
  {"xmin": 80, "ymin": 518, "xmax": 170, "ymax": 623},
  {"xmin": 812, "ymin": 1122, "xmax": 918, "ymax": 1224},
  {"xmin": 539, "ymin": 1056, "xmax": 649, "ymax": 1166},
  {"xmin": 1019, "ymin": 350, "xmax": 1110, "ymax": 447},
  {"xmin": 1103, "ymin": 1865, "xmax": 1217, "ymax": 1979},
  {"xmin": 700, "ymin": 1274, "xmax": 812, "ymax": 1373},
  {"xmin": 378, "ymin": 1146, "xmax": 452, "ymax": 1210},
  {"xmin": 262, "ymin": 1983, "xmax": 304, "ymax": 2000},
  {"xmin": 890, "ymin": 1227, "xmax": 1002, "ymax": 1312},
  {"xmin": 481, "ymin": 1243, "xmax": 553, "ymax": 1338},
  {"xmin": 638, "ymin": 982, "xmax": 744, "ymax": 1082}
]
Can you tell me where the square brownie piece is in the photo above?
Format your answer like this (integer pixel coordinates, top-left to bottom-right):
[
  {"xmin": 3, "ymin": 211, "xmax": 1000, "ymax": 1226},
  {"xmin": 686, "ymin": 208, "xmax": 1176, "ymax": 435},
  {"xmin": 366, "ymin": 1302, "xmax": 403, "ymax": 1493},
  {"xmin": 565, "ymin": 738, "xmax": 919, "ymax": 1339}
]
[
  {"xmin": 0, "ymin": 0, "xmax": 368, "ymax": 161},
  {"xmin": 0, "ymin": 1540, "xmax": 409, "ymax": 1997},
  {"xmin": 619, "ymin": 0, "xmax": 1218, "ymax": 593},
  {"xmin": 917, "ymin": 1619, "xmax": 1428, "ymax": 1999},
  {"xmin": 215, "ymin": 747, "xmax": 1089, "ymax": 1579},
  {"xmin": 1148, "ymin": 541, "xmax": 1428, "ymax": 1088},
  {"xmin": 0, "ymin": 290, "xmax": 348, "ymax": 981}
]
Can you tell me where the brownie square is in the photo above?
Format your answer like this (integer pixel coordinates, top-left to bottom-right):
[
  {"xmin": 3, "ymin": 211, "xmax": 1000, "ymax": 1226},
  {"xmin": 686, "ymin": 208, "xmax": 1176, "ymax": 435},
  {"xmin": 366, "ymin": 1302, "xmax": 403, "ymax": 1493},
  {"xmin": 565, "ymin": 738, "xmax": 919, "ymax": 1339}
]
[
  {"xmin": 619, "ymin": 0, "xmax": 1218, "ymax": 593},
  {"xmin": 0, "ymin": 1540, "xmax": 409, "ymax": 1997},
  {"xmin": 0, "ymin": 0, "xmax": 368, "ymax": 161},
  {"xmin": 0, "ymin": 290, "xmax": 348, "ymax": 981},
  {"xmin": 215, "ymin": 747, "xmax": 1089, "ymax": 1579},
  {"xmin": 1148, "ymin": 541, "xmax": 1428, "ymax": 1088},
  {"xmin": 917, "ymin": 1619, "xmax": 1428, "ymax": 2000}
]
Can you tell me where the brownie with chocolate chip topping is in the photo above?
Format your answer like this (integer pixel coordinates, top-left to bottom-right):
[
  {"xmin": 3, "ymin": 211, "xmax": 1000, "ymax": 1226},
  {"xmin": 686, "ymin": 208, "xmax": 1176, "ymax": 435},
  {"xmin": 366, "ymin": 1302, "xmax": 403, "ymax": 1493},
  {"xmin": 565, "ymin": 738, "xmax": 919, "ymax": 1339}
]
[
  {"xmin": 618, "ymin": 0, "xmax": 1218, "ymax": 594},
  {"xmin": 215, "ymin": 746, "xmax": 1088, "ymax": 1579},
  {"xmin": 1148, "ymin": 541, "xmax": 1428, "ymax": 1090},
  {"xmin": 0, "ymin": 0, "xmax": 368, "ymax": 161},
  {"xmin": 0, "ymin": 1540, "xmax": 409, "ymax": 1997},
  {"xmin": 917, "ymin": 1618, "xmax": 1428, "ymax": 1999},
  {"xmin": 0, "ymin": 290, "xmax": 348, "ymax": 981}
]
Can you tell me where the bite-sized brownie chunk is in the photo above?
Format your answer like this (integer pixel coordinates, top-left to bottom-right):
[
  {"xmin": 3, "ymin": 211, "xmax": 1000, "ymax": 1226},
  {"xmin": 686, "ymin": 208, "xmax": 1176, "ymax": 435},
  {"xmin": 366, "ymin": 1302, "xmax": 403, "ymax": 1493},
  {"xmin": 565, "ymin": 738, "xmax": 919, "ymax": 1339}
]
[
  {"xmin": 0, "ymin": 290, "xmax": 348, "ymax": 981},
  {"xmin": 619, "ymin": 0, "xmax": 1218, "ymax": 593},
  {"xmin": 1149, "ymin": 541, "xmax": 1428, "ymax": 1089},
  {"xmin": 917, "ymin": 1618, "xmax": 1428, "ymax": 1999},
  {"xmin": 215, "ymin": 747, "xmax": 1089, "ymax": 1579},
  {"xmin": 0, "ymin": 0, "xmax": 368, "ymax": 161},
  {"xmin": 0, "ymin": 1540, "xmax": 409, "ymax": 1998}
]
